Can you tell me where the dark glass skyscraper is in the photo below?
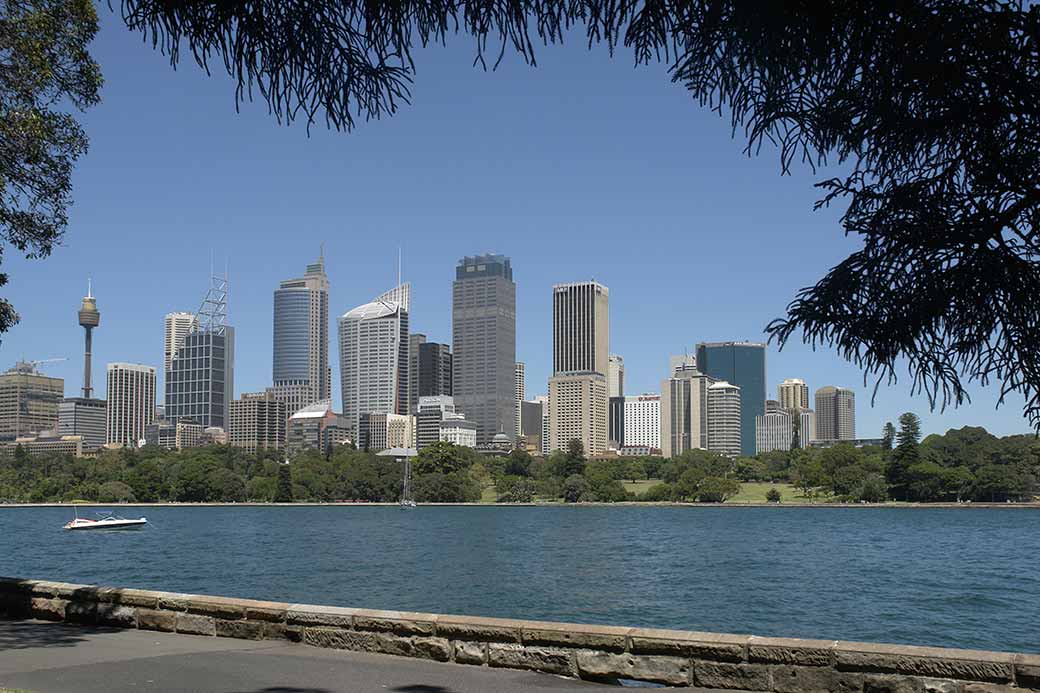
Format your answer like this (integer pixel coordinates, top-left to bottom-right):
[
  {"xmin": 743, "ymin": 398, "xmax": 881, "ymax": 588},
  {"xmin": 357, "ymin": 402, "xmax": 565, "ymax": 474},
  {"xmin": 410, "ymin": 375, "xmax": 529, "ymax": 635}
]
[
  {"xmin": 272, "ymin": 253, "xmax": 330, "ymax": 414},
  {"xmin": 695, "ymin": 341, "xmax": 766, "ymax": 457},
  {"xmin": 452, "ymin": 254, "xmax": 516, "ymax": 444}
]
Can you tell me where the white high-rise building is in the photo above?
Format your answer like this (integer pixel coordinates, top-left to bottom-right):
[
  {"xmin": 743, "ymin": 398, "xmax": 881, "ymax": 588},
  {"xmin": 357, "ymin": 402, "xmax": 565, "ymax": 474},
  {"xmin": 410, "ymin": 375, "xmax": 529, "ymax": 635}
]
[
  {"xmin": 778, "ymin": 378, "xmax": 810, "ymax": 412},
  {"xmin": 533, "ymin": 394, "xmax": 550, "ymax": 456},
  {"xmin": 623, "ymin": 394, "xmax": 660, "ymax": 449},
  {"xmin": 164, "ymin": 312, "xmax": 196, "ymax": 380},
  {"xmin": 338, "ymin": 285, "xmax": 409, "ymax": 438},
  {"xmin": 756, "ymin": 409, "xmax": 793, "ymax": 454},
  {"xmin": 815, "ymin": 386, "xmax": 855, "ymax": 441},
  {"xmin": 514, "ymin": 361, "xmax": 525, "ymax": 439},
  {"xmin": 608, "ymin": 355, "xmax": 625, "ymax": 398},
  {"xmin": 707, "ymin": 381, "xmax": 742, "ymax": 458},
  {"xmin": 416, "ymin": 395, "xmax": 455, "ymax": 450},
  {"xmin": 106, "ymin": 363, "xmax": 156, "ymax": 447},
  {"xmin": 799, "ymin": 409, "xmax": 817, "ymax": 449}
]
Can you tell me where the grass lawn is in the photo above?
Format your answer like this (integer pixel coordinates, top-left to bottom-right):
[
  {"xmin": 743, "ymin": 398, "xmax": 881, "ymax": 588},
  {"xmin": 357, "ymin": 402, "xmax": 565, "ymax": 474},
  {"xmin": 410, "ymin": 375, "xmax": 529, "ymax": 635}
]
[
  {"xmin": 621, "ymin": 479, "xmax": 663, "ymax": 497},
  {"xmin": 480, "ymin": 485, "xmax": 498, "ymax": 503},
  {"xmin": 728, "ymin": 482, "xmax": 809, "ymax": 503}
]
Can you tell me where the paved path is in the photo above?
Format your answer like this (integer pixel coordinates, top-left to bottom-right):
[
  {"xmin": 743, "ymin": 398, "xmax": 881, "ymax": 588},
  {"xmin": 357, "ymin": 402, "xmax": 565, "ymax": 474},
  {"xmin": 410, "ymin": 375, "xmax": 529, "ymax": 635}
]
[{"xmin": 0, "ymin": 620, "xmax": 631, "ymax": 692}]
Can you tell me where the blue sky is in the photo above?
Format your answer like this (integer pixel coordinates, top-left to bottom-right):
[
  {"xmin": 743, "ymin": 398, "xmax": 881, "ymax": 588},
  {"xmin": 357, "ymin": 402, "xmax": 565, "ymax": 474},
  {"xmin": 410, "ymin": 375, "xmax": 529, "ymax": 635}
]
[{"xmin": 1, "ymin": 11, "xmax": 1032, "ymax": 438}]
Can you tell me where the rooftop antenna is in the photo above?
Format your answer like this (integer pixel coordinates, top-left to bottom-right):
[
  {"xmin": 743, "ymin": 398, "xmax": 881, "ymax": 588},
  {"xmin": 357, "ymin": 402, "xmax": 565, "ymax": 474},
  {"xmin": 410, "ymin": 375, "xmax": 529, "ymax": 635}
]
[{"xmin": 87, "ymin": 278, "xmax": 93, "ymax": 299}]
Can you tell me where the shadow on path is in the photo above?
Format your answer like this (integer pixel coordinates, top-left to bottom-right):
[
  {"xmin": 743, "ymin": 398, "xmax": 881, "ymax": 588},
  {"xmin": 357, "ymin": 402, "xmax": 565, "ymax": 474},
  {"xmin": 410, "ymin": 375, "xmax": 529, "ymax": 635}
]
[{"xmin": 0, "ymin": 618, "xmax": 101, "ymax": 650}]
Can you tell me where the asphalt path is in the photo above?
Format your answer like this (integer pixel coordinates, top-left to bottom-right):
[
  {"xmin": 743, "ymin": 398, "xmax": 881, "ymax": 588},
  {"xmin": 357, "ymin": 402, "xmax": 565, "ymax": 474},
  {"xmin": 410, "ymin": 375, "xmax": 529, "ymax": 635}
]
[{"xmin": 0, "ymin": 619, "xmax": 634, "ymax": 692}]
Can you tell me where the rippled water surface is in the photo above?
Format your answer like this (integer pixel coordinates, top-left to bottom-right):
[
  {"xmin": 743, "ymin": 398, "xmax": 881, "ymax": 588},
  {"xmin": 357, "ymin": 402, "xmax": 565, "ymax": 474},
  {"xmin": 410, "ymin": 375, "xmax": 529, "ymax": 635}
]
[{"xmin": 2, "ymin": 506, "xmax": 1038, "ymax": 652}]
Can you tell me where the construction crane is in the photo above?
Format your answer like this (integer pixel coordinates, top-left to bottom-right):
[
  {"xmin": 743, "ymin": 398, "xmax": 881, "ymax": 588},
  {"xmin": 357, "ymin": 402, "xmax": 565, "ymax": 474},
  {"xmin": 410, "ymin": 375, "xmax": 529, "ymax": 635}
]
[{"xmin": 12, "ymin": 358, "xmax": 67, "ymax": 375}]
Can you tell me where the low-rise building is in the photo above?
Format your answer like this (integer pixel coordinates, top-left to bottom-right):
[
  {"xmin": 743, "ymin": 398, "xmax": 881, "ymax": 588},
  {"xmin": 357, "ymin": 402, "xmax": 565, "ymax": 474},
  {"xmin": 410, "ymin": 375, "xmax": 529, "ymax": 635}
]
[
  {"xmin": 287, "ymin": 400, "xmax": 350, "ymax": 458},
  {"xmin": 229, "ymin": 391, "xmax": 287, "ymax": 454},
  {"xmin": 0, "ymin": 434, "xmax": 85, "ymax": 459},
  {"xmin": 439, "ymin": 412, "xmax": 477, "ymax": 448},
  {"xmin": 58, "ymin": 398, "xmax": 106, "ymax": 451},
  {"xmin": 143, "ymin": 418, "xmax": 205, "ymax": 450}
]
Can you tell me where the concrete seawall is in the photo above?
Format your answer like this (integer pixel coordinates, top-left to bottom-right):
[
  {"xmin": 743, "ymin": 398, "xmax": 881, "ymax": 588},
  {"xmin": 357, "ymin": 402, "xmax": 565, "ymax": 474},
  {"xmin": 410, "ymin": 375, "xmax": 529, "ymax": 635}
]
[{"xmin": 1, "ymin": 577, "xmax": 1036, "ymax": 691}]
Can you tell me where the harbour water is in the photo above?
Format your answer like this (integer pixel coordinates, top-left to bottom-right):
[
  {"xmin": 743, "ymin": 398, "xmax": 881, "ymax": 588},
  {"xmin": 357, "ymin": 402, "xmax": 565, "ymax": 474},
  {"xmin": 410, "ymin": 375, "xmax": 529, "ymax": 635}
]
[{"xmin": 2, "ymin": 505, "xmax": 1037, "ymax": 653}]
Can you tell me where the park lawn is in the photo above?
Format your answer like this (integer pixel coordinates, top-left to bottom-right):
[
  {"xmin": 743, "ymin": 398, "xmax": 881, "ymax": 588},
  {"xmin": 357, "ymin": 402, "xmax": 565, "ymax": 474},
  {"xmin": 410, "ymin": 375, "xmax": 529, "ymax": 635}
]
[
  {"xmin": 480, "ymin": 484, "xmax": 498, "ymax": 503},
  {"xmin": 622, "ymin": 479, "xmax": 664, "ymax": 497},
  {"xmin": 729, "ymin": 482, "xmax": 807, "ymax": 503}
]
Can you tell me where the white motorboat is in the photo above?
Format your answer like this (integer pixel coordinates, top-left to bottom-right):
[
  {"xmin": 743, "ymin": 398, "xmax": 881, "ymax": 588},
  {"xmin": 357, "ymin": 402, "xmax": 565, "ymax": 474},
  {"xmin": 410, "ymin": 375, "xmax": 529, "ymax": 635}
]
[{"xmin": 63, "ymin": 510, "xmax": 148, "ymax": 531}]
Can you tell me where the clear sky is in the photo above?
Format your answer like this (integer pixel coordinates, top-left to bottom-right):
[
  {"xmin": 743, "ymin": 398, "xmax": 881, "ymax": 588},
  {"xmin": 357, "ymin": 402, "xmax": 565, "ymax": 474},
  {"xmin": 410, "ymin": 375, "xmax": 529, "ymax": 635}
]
[{"xmin": 1, "ymin": 11, "xmax": 1032, "ymax": 438}]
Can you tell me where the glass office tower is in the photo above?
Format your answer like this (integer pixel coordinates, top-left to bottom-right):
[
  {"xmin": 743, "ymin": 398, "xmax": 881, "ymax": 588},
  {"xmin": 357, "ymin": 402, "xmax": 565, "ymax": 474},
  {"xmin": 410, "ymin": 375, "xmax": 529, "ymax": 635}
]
[{"xmin": 695, "ymin": 341, "xmax": 766, "ymax": 457}]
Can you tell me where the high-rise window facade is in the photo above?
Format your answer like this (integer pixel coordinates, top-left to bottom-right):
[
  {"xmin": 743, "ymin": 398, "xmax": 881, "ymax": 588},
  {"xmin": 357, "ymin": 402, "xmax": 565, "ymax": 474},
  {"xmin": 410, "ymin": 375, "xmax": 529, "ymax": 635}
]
[
  {"xmin": 106, "ymin": 363, "xmax": 156, "ymax": 447},
  {"xmin": 695, "ymin": 342, "xmax": 766, "ymax": 457},
  {"xmin": 272, "ymin": 254, "xmax": 330, "ymax": 415},
  {"xmin": 452, "ymin": 255, "xmax": 516, "ymax": 444},
  {"xmin": 814, "ymin": 386, "xmax": 856, "ymax": 441},
  {"xmin": 707, "ymin": 381, "xmax": 742, "ymax": 458},
  {"xmin": 0, "ymin": 362, "xmax": 63, "ymax": 438},
  {"xmin": 778, "ymin": 378, "xmax": 810, "ymax": 412}
]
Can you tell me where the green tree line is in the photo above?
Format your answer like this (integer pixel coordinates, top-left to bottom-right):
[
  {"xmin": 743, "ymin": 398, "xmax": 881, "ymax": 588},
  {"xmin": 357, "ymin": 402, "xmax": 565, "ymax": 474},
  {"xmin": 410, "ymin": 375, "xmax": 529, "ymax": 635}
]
[{"xmin": 0, "ymin": 417, "xmax": 1035, "ymax": 504}]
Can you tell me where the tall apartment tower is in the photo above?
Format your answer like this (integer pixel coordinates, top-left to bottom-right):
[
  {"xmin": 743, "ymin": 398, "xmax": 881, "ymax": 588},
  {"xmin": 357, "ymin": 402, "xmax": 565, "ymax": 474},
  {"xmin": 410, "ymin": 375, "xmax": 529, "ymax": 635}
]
[
  {"xmin": 272, "ymin": 253, "xmax": 330, "ymax": 415},
  {"xmin": 707, "ymin": 381, "xmax": 742, "ymax": 458},
  {"xmin": 798, "ymin": 409, "xmax": 817, "ymax": 449},
  {"xmin": 514, "ymin": 361, "xmax": 525, "ymax": 439},
  {"xmin": 164, "ymin": 312, "xmax": 197, "ymax": 376},
  {"xmin": 624, "ymin": 394, "xmax": 661, "ymax": 450},
  {"xmin": 106, "ymin": 363, "xmax": 156, "ymax": 447},
  {"xmin": 756, "ymin": 409, "xmax": 793, "ymax": 454},
  {"xmin": 228, "ymin": 390, "xmax": 287, "ymax": 454},
  {"xmin": 815, "ymin": 386, "xmax": 856, "ymax": 441},
  {"xmin": 778, "ymin": 378, "xmax": 810, "ymax": 412},
  {"xmin": 548, "ymin": 281, "xmax": 609, "ymax": 455},
  {"xmin": 660, "ymin": 363, "xmax": 715, "ymax": 458},
  {"xmin": 0, "ymin": 362, "xmax": 64, "ymax": 438},
  {"xmin": 338, "ymin": 284, "xmax": 409, "ymax": 438},
  {"xmin": 695, "ymin": 342, "xmax": 766, "ymax": 457},
  {"xmin": 452, "ymin": 254, "xmax": 516, "ymax": 444},
  {"xmin": 608, "ymin": 355, "xmax": 625, "ymax": 398},
  {"xmin": 165, "ymin": 274, "xmax": 235, "ymax": 430}
]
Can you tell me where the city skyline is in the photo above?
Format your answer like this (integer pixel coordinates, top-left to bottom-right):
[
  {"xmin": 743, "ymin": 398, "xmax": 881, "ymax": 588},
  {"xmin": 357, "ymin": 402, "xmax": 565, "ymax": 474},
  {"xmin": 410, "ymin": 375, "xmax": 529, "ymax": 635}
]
[{"xmin": 0, "ymin": 11, "xmax": 1032, "ymax": 439}]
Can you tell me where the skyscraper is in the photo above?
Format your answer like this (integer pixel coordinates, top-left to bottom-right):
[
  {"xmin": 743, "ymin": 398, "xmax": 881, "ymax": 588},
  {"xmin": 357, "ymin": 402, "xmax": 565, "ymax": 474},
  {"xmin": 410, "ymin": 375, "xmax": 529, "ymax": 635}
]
[
  {"xmin": 0, "ymin": 362, "xmax": 63, "ymax": 438},
  {"xmin": 778, "ymin": 378, "xmax": 810, "ymax": 412},
  {"xmin": 659, "ymin": 363, "xmax": 714, "ymax": 458},
  {"xmin": 514, "ymin": 361, "xmax": 525, "ymax": 438},
  {"xmin": 106, "ymin": 363, "xmax": 156, "ymax": 447},
  {"xmin": 452, "ymin": 254, "xmax": 516, "ymax": 444},
  {"xmin": 756, "ymin": 409, "xmax": 793, "ymax": 454},
  {"xmin": 417, "ymin": 341, "xmax": 452, "ymax": 399},
  {"xmin": 165, "ymin": 274, "xmax": 235, "ymax": 430},
  {"xmin": 707, "ymin": 381, "xmax": 742, "ymax": 458},
  {"xmin": 549, "ymin": 281, "xmax": 609, "ymax": 455},
  {"xmin": 272, "ymin": 253, "xmax": 330, "ymax": 415},
  {"xmin": 164, "ymin": 312, "xmax": 196, "ymax": 375},
  {"xmin": 815, "ymin": 386, "xmax": 856, "ymax": 441},
  {"xmin": 608, "ymin": 354, "xmax": 625, "ymax": 398},
  {"xmin": 338, "ymin": 284, "xmax": 410, "ymax": 437},
  {"xmin": 695, "ymin": 342, "xmax": 766, "ymax": 457},
  {"xmin": 408, "ymin": 333, "xmax": 426, "ymax": 415}
]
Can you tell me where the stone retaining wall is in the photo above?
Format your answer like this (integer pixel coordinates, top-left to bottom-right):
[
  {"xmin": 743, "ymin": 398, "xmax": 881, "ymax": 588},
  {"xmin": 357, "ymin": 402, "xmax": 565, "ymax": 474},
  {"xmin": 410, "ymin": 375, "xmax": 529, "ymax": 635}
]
[{"xmin": 1, "ymin": 576, "xmax": 1036, "ymax": 692}]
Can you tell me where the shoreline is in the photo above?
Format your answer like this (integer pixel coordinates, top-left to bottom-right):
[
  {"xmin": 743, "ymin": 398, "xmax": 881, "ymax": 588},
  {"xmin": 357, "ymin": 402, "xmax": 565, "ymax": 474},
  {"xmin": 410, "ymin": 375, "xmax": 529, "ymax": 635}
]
[{"xmin": 2, "ymin": 501, "xmax": 1038, "ymax": 509}]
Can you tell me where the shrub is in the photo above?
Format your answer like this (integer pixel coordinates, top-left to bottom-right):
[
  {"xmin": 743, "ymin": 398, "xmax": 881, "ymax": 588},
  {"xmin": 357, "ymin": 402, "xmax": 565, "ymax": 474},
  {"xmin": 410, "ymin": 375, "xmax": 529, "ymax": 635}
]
[{"xmin": 766, "ymin": 488, "xmax": 782, "ymax": 503}]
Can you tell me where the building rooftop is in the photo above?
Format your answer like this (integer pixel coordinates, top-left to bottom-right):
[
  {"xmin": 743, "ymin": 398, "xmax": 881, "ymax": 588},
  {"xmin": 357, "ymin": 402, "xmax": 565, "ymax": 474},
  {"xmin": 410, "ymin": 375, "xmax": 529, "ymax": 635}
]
[
  {"xmin": 341, "ymin": 300, "xmax": 399, "ymax": 320},
  {"xmin": 290, "ymin": 400, "xmax": 334, "ymax": 420}
]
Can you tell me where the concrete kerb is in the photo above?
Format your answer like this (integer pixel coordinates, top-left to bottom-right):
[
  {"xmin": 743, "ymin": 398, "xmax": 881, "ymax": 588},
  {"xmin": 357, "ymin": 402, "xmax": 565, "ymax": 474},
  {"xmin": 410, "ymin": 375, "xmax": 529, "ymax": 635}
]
[{"xmin": 1, "ymin": 577, "xmax": 1037, "ymax": 692}]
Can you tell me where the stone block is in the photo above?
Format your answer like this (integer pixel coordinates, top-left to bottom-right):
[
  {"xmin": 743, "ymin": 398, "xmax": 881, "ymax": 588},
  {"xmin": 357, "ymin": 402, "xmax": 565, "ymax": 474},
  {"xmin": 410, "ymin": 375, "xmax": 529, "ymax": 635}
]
[
  {"xmin": 30, "ymin": 597, "xmax": 67, "ymax": 622},
  {"xmin": 487, "ymin": 644, "xmax": 575, "ymax": 677},
  {"xmin": 216, "ymin": 619, "xmax": 267, "ymax": 640},
  {"xmin": 748, "ymin": 636, "xmax": 834, "ymax": 666},
  {"xmin": 436, "ymin": 615, "xmax": 522, "ymax": 643},
  {"xmin": 693, "ymin": 661, "xmax": 771, "ymax": 691},
  {"xmin": 922, "ymin": 679, "xmax": 962, "ymax": 693},
  {"xmin": 454, "ymin": 641, "xmax": 488, "ymax": 665},
  {"xmin": 303, "ymin": 627, "xmax": 361, "ymax": 650},
  {"xmin": 186, "ymin": 596, "xmax": 246, "ymax": 619},
  {"xmin": 963, "ymin": 685, "xmax": 1018, "ymax": 693},
  {"xmin": 1015, "ymin": 653, "xmax": 1040, "ymax": 689},
  {"xmin": 157, "ymin": 593, "xmax": 192, "ymax": 612},
  {"xmin": 353, "ymin": 609, "xmax": 437, "ymax": 636},
  {"xmin": 30, "ymin": 581, "xmax": 79, "ymax": 599},
  {"xmin": 575, "ymin": 651, "xmax": 690, "ymax": 686},
  {"xmin": 286, "ymin": 604, "xmax": 359, "ymax": 628},
  {"xmin": 175, "ymin": 612, "xmax": 216, "ymax": 636},
  {"xmin": 244, "ymin": 602, "xmax": 289, "ymax": 623},
  {"xmin": 522, "ymin": 622, "xmax": 630, "ymax": 652},
  {"xmin": 65, "ymin": 600, "xmax": 97, "ymax": 624},
  {"xmin": 772, "ymin": 665, "xmax": 838, "ymax": 693},
  {"xmin": 96, "ymin": 604, "xmax": 137, "ymax": 628},
  {"xmin": 863, "ymin": 674, "xmax": 928, "ymax": 693},
  {"xmin": 834, "ymin": 642, "xmax": 1013, "ymax": 683},
  {"xmin": 630, "ymin": 628, "xmax": 747, "ymax": 662},
  {"xmin": 137, "ymin": 608, "xmax": 177, "ymax": 632},
  {"xmin": 96, "ymin": 588, "xmax": 159, "ymax": 609},
  {"xmin": 301, "ymin": 628, "xmax": 450, "ymax": 662},
  {"xmin": 262, "ymin": 622, "xmax": 288, "ymax": 640}
]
